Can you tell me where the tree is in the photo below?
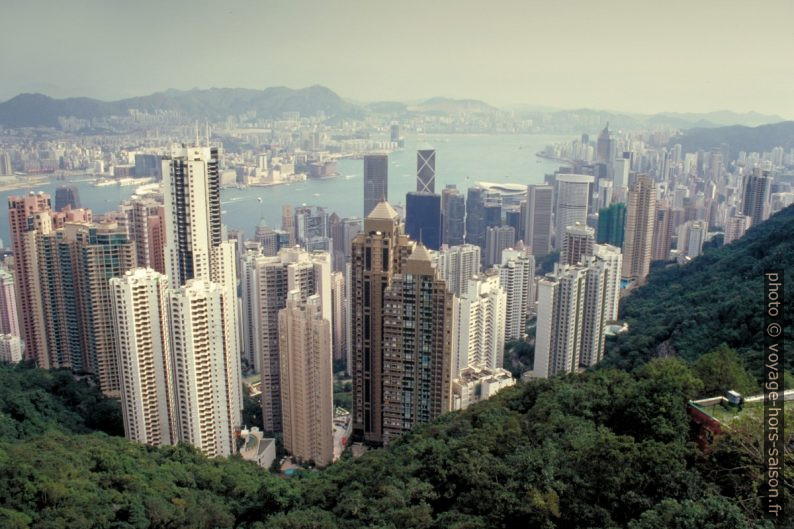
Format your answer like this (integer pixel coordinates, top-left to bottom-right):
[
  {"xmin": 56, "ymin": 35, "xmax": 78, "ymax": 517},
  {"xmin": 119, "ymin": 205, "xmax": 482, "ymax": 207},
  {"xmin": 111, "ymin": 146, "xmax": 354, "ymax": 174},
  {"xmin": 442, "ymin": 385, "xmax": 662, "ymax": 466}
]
[
  {"xmin": 693, "ymin": 344, "xmax": 759, "ymax": 398},
  {"xmin": 628, "ymin": 497, "xmax": 749, "ymax": 529}
]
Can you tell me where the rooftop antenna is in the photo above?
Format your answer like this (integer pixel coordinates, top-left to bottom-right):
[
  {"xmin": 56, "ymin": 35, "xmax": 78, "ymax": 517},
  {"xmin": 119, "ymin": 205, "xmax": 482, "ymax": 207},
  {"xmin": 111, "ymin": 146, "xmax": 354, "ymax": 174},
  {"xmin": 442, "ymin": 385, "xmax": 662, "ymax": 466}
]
[
  {"xmin": 194, "ymin": 121, "xmax": 199, "ymax": 147},
  {"xmin": 205, "ymin": 120, "xmax": 210, "ymax": 147}
]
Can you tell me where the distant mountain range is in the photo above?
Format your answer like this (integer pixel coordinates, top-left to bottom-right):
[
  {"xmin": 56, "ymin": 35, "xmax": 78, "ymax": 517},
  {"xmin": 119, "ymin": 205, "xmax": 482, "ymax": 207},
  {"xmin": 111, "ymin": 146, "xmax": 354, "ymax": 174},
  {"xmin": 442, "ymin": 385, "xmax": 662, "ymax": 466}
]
[
  {"xmin": 0, "ymin": 84, "xmax": 786, "ymax": 130},
  {"xmin": 0, "ymin": 86, "xmax": 363, "ymax": 128},
  {"xmin": 670, "ymin": 121, "xmax": 794, "ymax": 157}
]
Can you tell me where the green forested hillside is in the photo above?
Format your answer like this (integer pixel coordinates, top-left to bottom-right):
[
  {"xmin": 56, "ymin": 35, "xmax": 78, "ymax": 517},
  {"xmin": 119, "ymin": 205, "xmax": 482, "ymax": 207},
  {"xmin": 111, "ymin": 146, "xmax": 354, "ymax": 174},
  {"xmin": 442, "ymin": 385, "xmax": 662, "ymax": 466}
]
[
  {"xmin": 1, "ymin": 359, "xmax": 789, "ymax": 528},
  {"xmin": 604, "ymin": 204, "xmax": 794, "ymax": 379}
]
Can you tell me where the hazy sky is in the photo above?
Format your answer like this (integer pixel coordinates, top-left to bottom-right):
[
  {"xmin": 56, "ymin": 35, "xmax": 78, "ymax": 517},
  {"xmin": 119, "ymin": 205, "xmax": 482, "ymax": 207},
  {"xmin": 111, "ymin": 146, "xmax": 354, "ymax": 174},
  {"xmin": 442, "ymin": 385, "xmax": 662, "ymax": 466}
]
[{"xmin": 2, "ymin": 0, "xmax": 793, "ymax": 116}]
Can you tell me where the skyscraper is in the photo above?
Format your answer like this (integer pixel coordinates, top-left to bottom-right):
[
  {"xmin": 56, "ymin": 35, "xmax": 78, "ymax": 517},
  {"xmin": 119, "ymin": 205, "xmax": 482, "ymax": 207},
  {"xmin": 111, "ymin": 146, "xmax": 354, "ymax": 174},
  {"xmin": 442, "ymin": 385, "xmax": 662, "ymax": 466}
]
[
  {"xmin": 351, "ymin": 200, "xmax": 414, "ymax": 445},
  {"xmin": 497, "ymin": 248, "xmax": 535, "ymax": 341},
  {"xmin": 70, "ymin": 221, "xmax": 136, "ymax": 395},
  {"xmin": 592, "ymin": 244, "xmax": 622, "ymax": 322},
  {"xmin": 524, "ymin": 184, "xmax": 553, "ymax": 257},
  {"xmin": 465, "ymin": 187, "xmax": 486, "ymax": 249},
  {"xmin": 120, "ymin": 196, "xmax": 166, "ymax": 274},
  {"xmin": 560, "ymin": 222, "xmax": 595, "ymax": 266},
  {"xmin": 451, "ymin": 270, "xmax": 506, "ymax": 374},
  {"xmin": 30, "ymin": 218, "xmax": 135, "ymax": 394},
  {"xmin": 294, "ymin": 205, "xmax": 330, "ymax": 249},
  {"xmin": 240, "ymin": 247, "xmax": 331, "ymax": 432},
  {"xmin": 534, "ymin": 264, "xmax": 588, "ymax": 378},
  {"xmin": 596, "ymin": 202, "xmax": 626, "ymax": 249},
  {"xmin": 651, "ymin": 206, "xmax": 673, "ymax": 261},
  {"xmin": 555, "ymin": 174, "xmax": 594, "ymax": 249},
  {"xmin": 484, "ymin": 225, "xmax": 515, "ymax": 268},
  {"xmin": 612, "ymin": 153, "xmax": 631, "ymax": 202},
  {"xmin": 677, "ymin": 220, "xmax": 707, "ymax": 259},
  {"xmin": 161, "ymin": 144, "xmax": 243, "ymax": 457},
  {"xmin": 281, "ymin": 204, "xmax": 296, "ymax": 246},
  {"xmin": 0, "ymin": 268, "xmax": 20, "ymax": 337},
  {"xmin": 110, "ymin": 268, "xmax": 176, "ymax": 447},
  {"xmin": 0, "ymin": 334, "xmax": 22, "ymax": 363},
  {"xmin": 329, "ymin": 216, "xmax": 362, "ymax": 272},
  {"xmin": 167, "ymin": 279, "xmax": 241, "ymax": 457},
  {"xmin": 278, "ymin": 291, "xmax": 333, "ymax": 466},
  {"xmin": 8, "ymin": 193, "xmax": 52, "ymax": 365},
  {"xmin": 416, "ymin": 148, "xmax": 436, "ymax": 193},
  {"xmin": 741, "ymin": 169, "xmax": 772, "ymax": 227},
  {"xmin": 533, "ymin": 242, "xmax": 621, "ymax": 378},
  {"xmin": 54, "ymin": 185, "xmax": 81, "ymax": 212},
  {"xmin": 363, "ymin": 154, "xmax": 388, "ymax": 218},
  {"xmin": 381, "ymin": 244, "xmax": 452, "ymax": 444},
  {"xmin": 162, "ymin": 146, "xmax": 221, "ymax": 287},
  {"xmin": 724, "ymin": 213, "xmax": 749, "ymax": 245},
  {"xmin": 330, "ymin": 271, "xmax": 346, "ymax": 364},
  {"xmin": 0, "ymin": 151, "xmax": 12, "ymax": 176},
  {"xmin": 622, "ymin": 174, "xmax": 656, "ymax": 282},
  {"xmin": 436, "ymin": 243, "xmax": 481, "ymax": 297},
  {"xmin": 405, "ymin": 192, "xmax": 442, "ymax": 250},
  {"xmin": 441, "ymin": 185, "xmax": 465, "ymax": 246},
  {"xmin": 596, "ymin": 123, "xmax": 614, "ymax": 163}
]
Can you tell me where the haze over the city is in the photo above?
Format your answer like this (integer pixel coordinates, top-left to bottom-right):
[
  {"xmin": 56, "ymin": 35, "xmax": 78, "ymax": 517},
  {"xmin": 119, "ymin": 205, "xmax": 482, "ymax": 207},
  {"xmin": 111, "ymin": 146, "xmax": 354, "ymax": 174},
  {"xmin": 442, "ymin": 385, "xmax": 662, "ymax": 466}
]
[{"xmin": 2, "ymin": 0, "xmax": 793, "ymax": 117}]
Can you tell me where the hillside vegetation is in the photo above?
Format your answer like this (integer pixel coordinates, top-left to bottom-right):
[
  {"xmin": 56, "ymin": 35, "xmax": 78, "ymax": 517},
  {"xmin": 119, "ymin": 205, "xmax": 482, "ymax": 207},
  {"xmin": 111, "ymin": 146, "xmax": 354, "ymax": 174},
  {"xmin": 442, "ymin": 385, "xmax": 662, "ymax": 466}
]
[{"xmin": 604, "ymin": 203, "xmax": 794, "ymax": 381}]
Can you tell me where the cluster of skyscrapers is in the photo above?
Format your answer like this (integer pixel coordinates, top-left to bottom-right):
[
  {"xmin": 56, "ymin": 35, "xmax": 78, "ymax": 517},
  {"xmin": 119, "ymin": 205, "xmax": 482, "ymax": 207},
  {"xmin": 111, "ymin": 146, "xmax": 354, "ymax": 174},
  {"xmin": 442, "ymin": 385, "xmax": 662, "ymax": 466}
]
[{"xmin": 1, "ymin": 123, "xmax": 783, "ymax": 463}]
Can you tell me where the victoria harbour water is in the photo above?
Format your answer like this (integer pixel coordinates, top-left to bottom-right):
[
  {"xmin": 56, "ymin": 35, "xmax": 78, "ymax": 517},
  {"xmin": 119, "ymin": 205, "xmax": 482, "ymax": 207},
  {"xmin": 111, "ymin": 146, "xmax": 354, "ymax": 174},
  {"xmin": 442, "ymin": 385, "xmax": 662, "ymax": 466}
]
[{"xmin": 0, "ymin": 133, "xmax": 568, "ymax": 245}]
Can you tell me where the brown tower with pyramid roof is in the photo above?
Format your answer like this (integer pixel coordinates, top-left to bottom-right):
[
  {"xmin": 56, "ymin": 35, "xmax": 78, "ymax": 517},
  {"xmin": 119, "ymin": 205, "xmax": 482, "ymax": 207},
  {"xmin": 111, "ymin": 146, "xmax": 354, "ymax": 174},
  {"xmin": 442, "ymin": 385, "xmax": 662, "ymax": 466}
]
[
  {"xmin": 381, "ymin": 243, "xmax": 453, "ymax": 443},
  {"xmin": 351, "ymin": 200, "xmax": 414, "ymax": 445}
]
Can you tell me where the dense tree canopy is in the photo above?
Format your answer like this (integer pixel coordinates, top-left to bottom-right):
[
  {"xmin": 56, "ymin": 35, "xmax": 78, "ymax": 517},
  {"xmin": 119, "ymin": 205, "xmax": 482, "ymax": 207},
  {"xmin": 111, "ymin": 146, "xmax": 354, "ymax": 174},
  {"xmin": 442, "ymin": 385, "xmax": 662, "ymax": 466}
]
[
  {"xmin": 2, "ymin": 358, "xmax": 788, "ymax": 528},
  {"xmin": 604, "ymin": 204, "xmax": 794, "ymax": 380}
]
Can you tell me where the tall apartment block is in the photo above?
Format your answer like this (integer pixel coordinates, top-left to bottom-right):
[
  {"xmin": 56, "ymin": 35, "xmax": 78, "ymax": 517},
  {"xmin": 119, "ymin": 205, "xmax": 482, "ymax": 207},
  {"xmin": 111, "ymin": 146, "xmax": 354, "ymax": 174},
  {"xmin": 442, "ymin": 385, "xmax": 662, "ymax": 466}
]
[
  {"xmin": 724, "ymin": 213, "xmax": 749, "ymax": 245},
  {"xmin": 0, "ymin": 268, "xmax": 20, "ymax": 337},
  {"xmin": 560, "ymin": 222, "xmax": 595, "ymax": 266},
  {"xmin": 381, "ymin": 244, "xmax": 452, "ymax": 444},
  {"xmin": 110, "ymin": 268, "xmax": 176, "ymax": 447},
  {"xmin": 278, "ymin": 291, "xmax": 334, "ymax": 466},
  {"xmin": 351, "ymin": 201, "xmax": 414, "ymax": 445},
  {"xmin": 34, "ymin": 219, "xmax": 135, "ymax": 394},
  {"xmin": 240, "ymin": 247, "xmax": 331, "ymax": 432},
  {"xmin": 596, "ymin": 202, "xmax": 626, "ymax": 249},
  {"xmin": 497, "ymin": 248, "xmax": 535, "ymax": 341},
  {"xmin": 484, "ymin": 225, "xmax": 516, "ymax": 268},
  {"xmin": 451, "ymin": 270, "xmax": 506, "ymax": 374},
  {"xmin": 8, "ymin": 192, "xmax": 53, "ymax": 365},
  {"xmin": 436, "ymin": 243, "xmax": 481, "ymax": 297},
  {"xmin": 330, "ymin": 271, "xmax": 347, "ymax": 364},
  {"xmin": 651, "ymin": 205, "xmax": 673, "ymax": 261},
  {"xmin": 533, "ymin": 244, "xmax": 621, "ymax": 378},
  {"xmin": 120, "ymin": 195, "xmax": 166, "ymax": 274},
  {"xmin": 741, "ymin": 168, "xmax": 772, "ymax": 227},
  {"xmin": 622, "ymin": 174, "xmax": 656, "ymax": 282},
  {"xmin": 162, "ymin": 145, "xmax": 222, "ymax": 286},
  {"xmin": 167, "ymin": 279, "xmax": 241, "ymax": 457}
]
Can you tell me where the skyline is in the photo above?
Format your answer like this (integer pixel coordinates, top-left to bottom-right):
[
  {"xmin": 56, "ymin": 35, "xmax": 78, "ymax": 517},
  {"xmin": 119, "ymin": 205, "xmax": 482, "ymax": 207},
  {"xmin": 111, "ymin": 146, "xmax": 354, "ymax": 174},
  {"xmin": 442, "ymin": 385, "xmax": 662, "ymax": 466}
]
[{"xmin": 2, "ymin": 0, "xmax": 793, "ymax": 117}]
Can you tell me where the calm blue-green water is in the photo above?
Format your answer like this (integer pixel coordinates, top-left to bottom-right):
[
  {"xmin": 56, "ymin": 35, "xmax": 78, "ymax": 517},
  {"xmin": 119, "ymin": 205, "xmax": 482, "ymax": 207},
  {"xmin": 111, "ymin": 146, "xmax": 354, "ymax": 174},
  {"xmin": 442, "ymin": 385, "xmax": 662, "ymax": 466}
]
[{"xmin": 0, "ymin": 133, "xmax": 567, "ymax": 245}]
